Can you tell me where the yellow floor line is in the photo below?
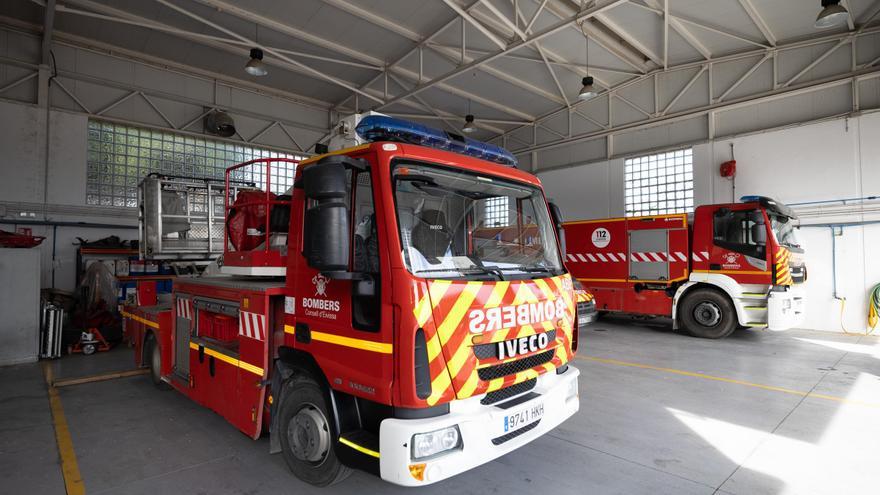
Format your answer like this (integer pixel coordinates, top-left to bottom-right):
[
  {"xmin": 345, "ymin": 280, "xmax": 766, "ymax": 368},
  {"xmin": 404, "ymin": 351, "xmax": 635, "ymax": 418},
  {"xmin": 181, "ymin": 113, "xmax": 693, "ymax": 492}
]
[
  {"xmin": 41, "ymin": 362, "xmax": 86, "ymax": 495},
  {"xmin": 576, "ymin": 355, "xmax": 880, "ymax": 409}
]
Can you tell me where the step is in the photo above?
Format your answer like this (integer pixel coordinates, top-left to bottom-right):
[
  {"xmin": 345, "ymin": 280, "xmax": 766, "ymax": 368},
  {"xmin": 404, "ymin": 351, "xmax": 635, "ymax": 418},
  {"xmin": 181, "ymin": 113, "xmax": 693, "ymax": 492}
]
[
  {"xmin": 741, "ymin": 292, "xmax": 769, "ymax": 298},
  {"xmin": 744, "ymin": 322, "xmax": 768, "ymax": 328},
  {"xmin": 339, "ymin": 429, "xmax": 380, "ymax": 459},
  {"xmin": 744, "ymin": 306, "xmax": 767, "ymax": 310}
]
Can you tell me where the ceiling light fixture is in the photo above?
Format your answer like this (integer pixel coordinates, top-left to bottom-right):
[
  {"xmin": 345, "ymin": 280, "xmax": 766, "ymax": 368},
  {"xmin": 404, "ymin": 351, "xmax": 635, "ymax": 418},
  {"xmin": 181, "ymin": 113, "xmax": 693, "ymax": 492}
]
[
  {"xmin": 578, "ymin": 23, "xmax": 598, "ymax": 101},
  {"xmin": 245, "ymin": 48, "xmax": 268, "ymax": 76},
  {"xmin": 815, "ymin": 0, "xmax": 849, "ymax": 29},
  {"xmin": 462, "ymin": 114, "xmax": 477, "ymax": 133},
  {"xmin": 579, "ymin": 76, "xmax": 598, "ymax": 100}
]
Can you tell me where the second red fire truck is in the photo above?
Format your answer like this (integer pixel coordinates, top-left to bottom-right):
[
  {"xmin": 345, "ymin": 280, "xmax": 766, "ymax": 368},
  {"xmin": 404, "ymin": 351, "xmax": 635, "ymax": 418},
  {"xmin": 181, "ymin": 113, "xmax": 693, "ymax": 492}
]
[
  {"xmin": 122, "ymin": 116, "xmax": 589, "ymax": 486},
  {"xmin": 563, "ymin": 196, "xmax": 806, "ymax": 338}
]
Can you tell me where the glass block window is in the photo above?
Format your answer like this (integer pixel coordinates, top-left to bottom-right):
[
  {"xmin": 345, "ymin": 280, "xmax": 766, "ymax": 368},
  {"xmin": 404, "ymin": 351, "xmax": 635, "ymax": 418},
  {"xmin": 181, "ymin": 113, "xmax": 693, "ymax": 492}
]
[
  {"xmin": 624, "ymin": 148, "xmax": 694, "ymax": 217},
  {"xmin": 483, "ymin": 196, "xmax": 510, "ymax": 227},
  {"xmin": 86, "ymin": 120, "xmax": 304, "ymax": 207}
]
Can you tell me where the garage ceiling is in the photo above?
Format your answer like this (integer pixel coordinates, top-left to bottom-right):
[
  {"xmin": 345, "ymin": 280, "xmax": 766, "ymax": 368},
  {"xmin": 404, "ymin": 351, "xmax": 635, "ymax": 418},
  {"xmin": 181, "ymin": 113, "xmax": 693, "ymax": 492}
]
[{"xmin": 4, "ymin": 0, "xmax": 880, "ymax": 144}]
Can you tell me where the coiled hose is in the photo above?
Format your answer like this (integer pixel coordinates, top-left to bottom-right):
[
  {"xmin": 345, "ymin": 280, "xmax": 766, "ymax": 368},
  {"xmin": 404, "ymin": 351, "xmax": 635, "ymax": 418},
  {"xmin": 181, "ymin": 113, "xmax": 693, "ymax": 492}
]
[{"xmin": 869, "ymin": 283, "xmax": 880, "ymax": 335}]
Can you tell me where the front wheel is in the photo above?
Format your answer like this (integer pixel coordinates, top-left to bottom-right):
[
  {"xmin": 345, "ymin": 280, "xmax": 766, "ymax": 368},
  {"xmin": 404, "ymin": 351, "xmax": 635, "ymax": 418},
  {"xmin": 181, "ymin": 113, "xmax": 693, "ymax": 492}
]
[
  {"xmin": 679, "ymin": 288, "xmax": 738, "ymax": 339},
  {"xmin": 278, "ymin": 374, "xmax": 351, "ymax": 486}
]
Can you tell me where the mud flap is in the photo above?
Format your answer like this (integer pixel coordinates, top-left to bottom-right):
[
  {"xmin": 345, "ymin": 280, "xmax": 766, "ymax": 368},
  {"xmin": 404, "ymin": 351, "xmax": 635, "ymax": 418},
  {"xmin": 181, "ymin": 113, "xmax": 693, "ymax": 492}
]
[{"xmin": 269, "ymin": 360, "xmax": 296, "ymax": 454}]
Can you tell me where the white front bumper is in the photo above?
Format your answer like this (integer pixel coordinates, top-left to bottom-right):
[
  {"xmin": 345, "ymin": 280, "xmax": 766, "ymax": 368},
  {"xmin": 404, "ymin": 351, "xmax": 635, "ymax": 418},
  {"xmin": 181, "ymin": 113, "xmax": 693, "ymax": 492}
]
[
  {"xmin": 378, "ymin": 366, "xmax": 580, "ymax": 486},
  {"xmin": 767, "ymin": 286, "xmax": 806, "ymax": 331}
]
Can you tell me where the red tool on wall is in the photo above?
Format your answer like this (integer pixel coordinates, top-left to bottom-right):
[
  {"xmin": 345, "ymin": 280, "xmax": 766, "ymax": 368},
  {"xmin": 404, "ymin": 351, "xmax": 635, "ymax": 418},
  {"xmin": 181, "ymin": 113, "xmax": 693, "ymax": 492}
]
[{"xmin": 0, "ymin": 228, "xmax": 45, "ymax": 248}]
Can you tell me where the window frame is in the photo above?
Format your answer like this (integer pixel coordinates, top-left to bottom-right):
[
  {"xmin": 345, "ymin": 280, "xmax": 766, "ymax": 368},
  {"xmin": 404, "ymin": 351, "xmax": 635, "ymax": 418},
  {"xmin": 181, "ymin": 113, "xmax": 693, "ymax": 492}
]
[
  {"xmin": 86, "ymin": 119, "xmax": 303, "ymax": 207},
  {"xmin": 624, "ymin": 147, "xmax": 694, "ymax": 217}
]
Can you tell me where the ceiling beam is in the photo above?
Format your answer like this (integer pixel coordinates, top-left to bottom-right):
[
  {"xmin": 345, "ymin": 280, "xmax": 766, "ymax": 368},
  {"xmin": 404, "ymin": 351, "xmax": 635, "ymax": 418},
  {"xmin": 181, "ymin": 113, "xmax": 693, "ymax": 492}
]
[
  {"xmin": 738, "ymin": 0, "xmax": 777, "ymax": 46},
  {"xmin": 516, "ymin": 66, "xmax": 879, "ymax": 156},
  {"xmin": 441, "ymin": 0, "xmax": 508, "ymax": 49},
  {"xmin": 630, "ymin": 1, "xmax": 769, "ymax": 49},
  {"xmin": 48, "ymin": 2, "xmax": 382, "ymax": 70},
  {"xmin": 426, "ymin": 42, "xmax": 640, "ymax": 75},
  {"xmin": 316, "ymin": 0, "xmax": 423, "ymax": 42},
  {"xmin": 153, "ymin": 0, "xmax": 384, "ymax": 103},
  {"xmin": 1, "ymin": 13, "xmax": 334, "ymax": 113},
  {"xmin": 52, "ymin": 0, "xmax": 372, "ymax": 106},
  {"xmin": 538, "ymin": 0, "xmax": 651, "ymax": 72},
  {"xmin": 40, "ymin": 0, "xmax": 56, "ymax": 63},
  {"xmin": 495, "ymin": 24, "xmax": 880, "ymax": 150},
  {"xmin": 378, "ymin": 0, "xmax": 630, "ymax": 110},
  {"xmin": 641, "ymin": 0, "xmax": 710, "ymax": 59},
  {"xmin": 183, "ymin": 0, "xmax": 534, "ymax": 121},
  {"xmin": 189, "ymin": 0, "xmax": 385, "ymax": 67}
]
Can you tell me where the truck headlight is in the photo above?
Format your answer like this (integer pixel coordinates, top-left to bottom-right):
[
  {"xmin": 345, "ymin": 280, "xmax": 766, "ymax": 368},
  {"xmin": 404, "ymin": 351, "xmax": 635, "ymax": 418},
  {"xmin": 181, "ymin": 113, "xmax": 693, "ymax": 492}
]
[{"xmin": 411, "ymin": 425, "xmax": 462, "ymax": 460}]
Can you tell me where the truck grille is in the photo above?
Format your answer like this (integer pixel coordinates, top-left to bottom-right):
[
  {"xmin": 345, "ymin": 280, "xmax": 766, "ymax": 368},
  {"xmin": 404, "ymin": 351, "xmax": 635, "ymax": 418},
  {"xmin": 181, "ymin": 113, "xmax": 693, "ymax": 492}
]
[
  {"xmin": 491, "ymin": 419, "xmax": 541, "ymax": 445},
  {"xmin": 477, "ymin": 350, "xmax": 555, "ymax": 381},
  {"xmin": 480, "ymin": 378, "xmax": 537, "ymax": 405},
  {"xmin": 472, "ymin": 330, "xmax": 556, "ymax": 360}
]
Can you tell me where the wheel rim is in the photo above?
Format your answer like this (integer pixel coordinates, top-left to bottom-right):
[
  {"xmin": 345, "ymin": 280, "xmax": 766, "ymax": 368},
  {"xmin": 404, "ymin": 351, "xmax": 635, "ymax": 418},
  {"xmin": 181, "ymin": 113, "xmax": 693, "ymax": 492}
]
[
  {"xmin": 287, "ymin": 403, "xmax": 331, "ymax": 465},
  {"xmin": 693, "ymin": 301, "xmax": 722, "ymax": 327}
]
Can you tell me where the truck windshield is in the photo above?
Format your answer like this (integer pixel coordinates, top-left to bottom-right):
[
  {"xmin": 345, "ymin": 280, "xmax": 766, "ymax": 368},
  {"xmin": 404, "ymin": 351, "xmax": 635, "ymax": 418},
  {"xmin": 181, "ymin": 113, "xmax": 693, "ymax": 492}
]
[
  {"xmin": 770, "ymin": 214, "xmax": 802, "ymax": 249},
  {"xmin": 392, "ymin": 161, "xmax": 564, "ymax": 280}
]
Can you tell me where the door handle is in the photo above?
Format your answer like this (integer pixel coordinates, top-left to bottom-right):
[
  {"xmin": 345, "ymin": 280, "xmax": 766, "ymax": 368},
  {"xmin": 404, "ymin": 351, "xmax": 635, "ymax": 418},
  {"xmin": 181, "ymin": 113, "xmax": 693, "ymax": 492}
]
[{"xmin": 209, "ymin": 356, "xmax": 215, "ymax": 377}]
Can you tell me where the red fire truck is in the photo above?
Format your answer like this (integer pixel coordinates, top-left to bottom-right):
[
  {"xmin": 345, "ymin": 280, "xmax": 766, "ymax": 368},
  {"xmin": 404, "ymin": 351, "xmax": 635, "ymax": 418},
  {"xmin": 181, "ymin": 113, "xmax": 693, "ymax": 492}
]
[
  {"xmin": 562, "ymin": 196, "xmax": 806, "ymax": 338},
  {"xmin": 122, "ymin": 116, "xmax": 588, "ymax": 486}
]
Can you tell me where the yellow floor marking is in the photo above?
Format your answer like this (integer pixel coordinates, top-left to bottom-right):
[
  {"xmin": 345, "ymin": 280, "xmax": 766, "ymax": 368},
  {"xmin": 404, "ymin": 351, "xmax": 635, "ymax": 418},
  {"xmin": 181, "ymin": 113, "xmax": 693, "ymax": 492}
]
[
  {"xmin": 52, "ymin": 369, "xmax": 149, "ymax": 388},
  {"xmin": 577, "ymin": 355, "xmax": 880, "ymax": 408},
  {"xmin": 41, "ymin": 362, "xmax": 86, "ymax": 495}
]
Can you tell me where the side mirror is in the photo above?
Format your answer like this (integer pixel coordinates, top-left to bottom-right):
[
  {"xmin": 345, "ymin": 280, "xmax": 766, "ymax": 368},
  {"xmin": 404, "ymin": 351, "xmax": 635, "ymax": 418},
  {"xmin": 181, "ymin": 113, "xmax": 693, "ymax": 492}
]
[
  {"xmin": 548, "ymin": 202, "xmax": 566, "ymax": 255},
  {"xmin": 304, "ymin": 203, "xmax": 349, "ymax": 272},
  {"xmin": 302, "ymin": 157, "xmax": 351, "ymax": 274},
  {"xmin": 751, "ymin": 224, "xmax": 767, "ymax": 246},
  {"xmin": 748, "ymin": 209, "xmax": 766, "ymax": 226}
]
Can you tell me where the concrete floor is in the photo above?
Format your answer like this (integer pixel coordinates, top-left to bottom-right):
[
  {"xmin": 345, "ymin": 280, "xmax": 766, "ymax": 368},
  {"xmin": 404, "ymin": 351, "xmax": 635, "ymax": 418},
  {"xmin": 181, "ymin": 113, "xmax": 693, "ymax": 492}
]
[{"xmin": 2, "ymin": 319, "xmax": 879, "ymax": 495}]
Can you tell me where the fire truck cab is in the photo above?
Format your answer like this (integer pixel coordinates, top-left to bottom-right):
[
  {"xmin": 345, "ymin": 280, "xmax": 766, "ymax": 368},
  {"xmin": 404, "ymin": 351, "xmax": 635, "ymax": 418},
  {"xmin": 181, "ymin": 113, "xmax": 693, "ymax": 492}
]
[
  {"xmin": 124, "ymin": 116, "xmax": 585, "ymax": 486},
  {"xmin": 563, "ymin": 196, "xmax": 806, "ymax": 339}
]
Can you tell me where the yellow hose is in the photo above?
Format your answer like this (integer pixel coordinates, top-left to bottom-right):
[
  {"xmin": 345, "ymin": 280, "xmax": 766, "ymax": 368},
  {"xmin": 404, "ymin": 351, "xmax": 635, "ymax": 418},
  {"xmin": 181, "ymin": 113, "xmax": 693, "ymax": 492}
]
[
  {"xmin": 869, "ymin": 283, "xmax": 880, "ymax": 335},
  {"xmin": 837, "ymin": 297, "xmax": 850, "ymax": 334}
]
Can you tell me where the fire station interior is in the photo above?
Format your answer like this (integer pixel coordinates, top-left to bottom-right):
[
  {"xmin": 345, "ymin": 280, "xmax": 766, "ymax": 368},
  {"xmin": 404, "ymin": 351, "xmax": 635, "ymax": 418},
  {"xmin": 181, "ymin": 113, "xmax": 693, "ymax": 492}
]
[{"xmin": 2, "ymin": 0, "xmax": 880, "ymax": 494}]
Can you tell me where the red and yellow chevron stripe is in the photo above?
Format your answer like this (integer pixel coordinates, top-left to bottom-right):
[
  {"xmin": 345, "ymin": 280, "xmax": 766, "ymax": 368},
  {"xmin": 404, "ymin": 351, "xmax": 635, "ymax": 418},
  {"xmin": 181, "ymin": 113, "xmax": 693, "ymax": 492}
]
[
  {"xmin": 575, "ymin": 289, "xmax": 594, "ymax": 304},
  {"xmin": 775, "ymin": 247, "xmax": 793, "ymax": 286},
  {"xmin": 413, "ymin": 275, "xmax": 575, "ymax": 406}
]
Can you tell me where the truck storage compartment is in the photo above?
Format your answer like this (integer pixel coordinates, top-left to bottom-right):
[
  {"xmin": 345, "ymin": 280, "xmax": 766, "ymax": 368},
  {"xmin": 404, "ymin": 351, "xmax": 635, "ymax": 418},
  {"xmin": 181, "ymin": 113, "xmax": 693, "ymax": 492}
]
[{"xmin": 198, "ymin": 311, "xmax": 238, "ymax": 342}]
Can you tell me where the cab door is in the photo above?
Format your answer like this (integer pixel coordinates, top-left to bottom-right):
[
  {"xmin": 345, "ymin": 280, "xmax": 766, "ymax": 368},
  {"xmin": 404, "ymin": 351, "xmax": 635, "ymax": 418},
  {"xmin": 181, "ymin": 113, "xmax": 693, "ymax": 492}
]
[
  {"xmin": 292, "ymin": 157, "xmax": 393, "ymax": 405},
  {"xmin": 708, "ymin": 207, "xmax": 773, "ymax": 284}
]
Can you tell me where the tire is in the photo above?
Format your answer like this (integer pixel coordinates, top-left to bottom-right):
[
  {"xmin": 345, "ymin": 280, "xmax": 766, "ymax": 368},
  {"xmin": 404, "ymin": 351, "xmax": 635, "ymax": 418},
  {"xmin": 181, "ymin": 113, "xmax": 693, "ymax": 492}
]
[
  {"xmin": 278, "ymin": 374, "xmax": 351, "ymax": 486},
  {"xmin": 678, "ymin": 288, "xmax": 738, "ymax": 339},
  {"xmin": 146, "ymin": 335, "xmax": 170, "ymax": 389}
]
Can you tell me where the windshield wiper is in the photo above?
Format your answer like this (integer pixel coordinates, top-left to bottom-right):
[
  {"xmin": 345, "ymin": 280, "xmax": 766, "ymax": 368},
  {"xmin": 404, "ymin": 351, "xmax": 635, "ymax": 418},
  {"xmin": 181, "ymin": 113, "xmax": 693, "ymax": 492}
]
[
  {"xmin": 484, "ymin": 265, "xmax": 556, "ymax": 276},
  {"xmin": 414, "ymin": 266, "xmax": 502, "ymax": 279}
]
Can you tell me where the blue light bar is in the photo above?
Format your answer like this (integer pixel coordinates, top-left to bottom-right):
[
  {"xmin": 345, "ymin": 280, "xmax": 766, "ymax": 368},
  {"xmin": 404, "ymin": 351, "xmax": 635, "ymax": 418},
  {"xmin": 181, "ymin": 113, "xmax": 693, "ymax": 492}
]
[{"xmin": 355, "ymin": 115, "xmax": 518, "ymax": 167}]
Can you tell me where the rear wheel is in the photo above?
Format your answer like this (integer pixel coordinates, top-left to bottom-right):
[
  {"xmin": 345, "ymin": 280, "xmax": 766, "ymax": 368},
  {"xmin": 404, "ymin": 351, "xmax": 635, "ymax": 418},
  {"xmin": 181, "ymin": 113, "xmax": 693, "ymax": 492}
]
[
  {"xmin": 278, "ymin": 374, "xmax": 351, "ymax": 486},
  {"xmin": 147, "ymin": 335, "xmax": 170, "ymax": 389},
  {"xmin": 679, "ymin": 288, "xmax": 738, "ymax": 339}
]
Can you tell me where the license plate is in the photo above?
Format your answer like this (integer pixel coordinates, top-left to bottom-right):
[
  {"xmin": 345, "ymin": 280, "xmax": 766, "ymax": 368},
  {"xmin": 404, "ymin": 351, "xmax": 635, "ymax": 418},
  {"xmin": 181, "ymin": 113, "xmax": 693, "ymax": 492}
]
[{"xmin": 503, "ymin": 402, "xmax": 544, "ymax": 433}]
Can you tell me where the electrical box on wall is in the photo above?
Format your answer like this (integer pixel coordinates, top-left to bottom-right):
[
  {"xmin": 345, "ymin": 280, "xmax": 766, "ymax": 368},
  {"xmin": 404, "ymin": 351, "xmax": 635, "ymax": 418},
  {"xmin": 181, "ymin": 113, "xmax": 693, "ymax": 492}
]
[{"xmin": 327, "ymin": 111, "xmax": 387, "ymax": 152}]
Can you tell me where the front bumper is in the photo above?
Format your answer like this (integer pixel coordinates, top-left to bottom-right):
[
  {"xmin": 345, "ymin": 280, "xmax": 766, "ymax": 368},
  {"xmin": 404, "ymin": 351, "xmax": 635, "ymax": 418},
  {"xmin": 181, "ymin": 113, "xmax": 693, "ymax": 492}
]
[
  {"xmin": 378, "ymin": 365, "xmax": 580, "ymax": 486},
  {"xmin": 767, "ymin": 286, "xmax": 806, "ymax": 331}
]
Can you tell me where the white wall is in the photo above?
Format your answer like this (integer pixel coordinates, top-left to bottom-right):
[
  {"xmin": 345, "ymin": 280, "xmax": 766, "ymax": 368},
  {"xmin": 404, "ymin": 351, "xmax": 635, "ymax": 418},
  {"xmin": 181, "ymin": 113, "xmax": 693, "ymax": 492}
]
[
  {"xmin": 539, "ymin": 111, "xmax": 880, "ymax": 333},
  {"xmin": 0, "ymin": 99, "xmax": 137, "ymax": 291}
]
